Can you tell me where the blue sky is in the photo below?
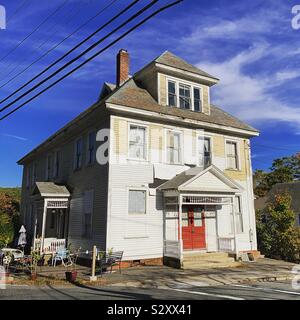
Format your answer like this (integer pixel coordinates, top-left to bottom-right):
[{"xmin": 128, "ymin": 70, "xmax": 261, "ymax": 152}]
[{"xmin": 0, "ymin": 0, "xmax": 299, "ymax": 187}]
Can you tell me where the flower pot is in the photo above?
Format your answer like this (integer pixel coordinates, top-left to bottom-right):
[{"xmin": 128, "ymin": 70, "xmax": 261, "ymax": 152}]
[
  {"xmin": 65, "ymin": 271, "xmax": 77, "ymax": 282},
  {"xmin": 30, "ymin": 273, "xmax": 37, "ymax": 281}
]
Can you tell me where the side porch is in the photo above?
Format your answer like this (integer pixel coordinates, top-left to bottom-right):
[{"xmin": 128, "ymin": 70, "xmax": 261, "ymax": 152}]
[{"xmin": 31, "ymin": 182, "xmax": 71, "ymax": 254}]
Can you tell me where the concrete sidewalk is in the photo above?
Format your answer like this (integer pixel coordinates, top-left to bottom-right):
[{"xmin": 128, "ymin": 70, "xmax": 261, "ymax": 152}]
[{"xmin": 97, "ymin": 258, "xmax": 297, "ymax": 288}]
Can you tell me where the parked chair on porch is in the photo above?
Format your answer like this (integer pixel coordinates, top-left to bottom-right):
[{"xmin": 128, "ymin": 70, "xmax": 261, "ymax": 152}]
[{"xmin": 52, "ymin": 249, "xmax": 73, "ymax": 267}]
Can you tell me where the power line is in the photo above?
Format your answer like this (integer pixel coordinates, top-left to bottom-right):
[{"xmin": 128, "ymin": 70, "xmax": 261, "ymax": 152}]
[
  {"xmin": 0, "ymin": 0, "xmax": 120, "ymax": 91},
  {"xmin": 0, "ymin": 0, "xmax": 183, "ymax": 121},
  {"xmin": 6, "ymin": 0, "xmax": 31, "ymax": 23},
  {"xmin": 0, "ymin": 0, "xmax": 139, "ymax": 108},
  {"xmin": 0, "ymin": 0, "xmax": 70, "ymax": 69},
  {"xmin": 0, "ymin": 0, "xmax": 80, "ymax": 82}
]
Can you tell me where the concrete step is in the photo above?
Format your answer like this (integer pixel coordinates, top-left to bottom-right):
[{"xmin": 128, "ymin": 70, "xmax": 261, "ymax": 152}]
[
  {"xmin": 182, "ymin": 261, "xmax": 241, "ymax": 270},
  {"xmin": 183, "ymin": 257, "xmax": 235, "ymax": 266},
  {"xmin": 183, "ymin": 252, "xmax": 233, "ymax": 262}
]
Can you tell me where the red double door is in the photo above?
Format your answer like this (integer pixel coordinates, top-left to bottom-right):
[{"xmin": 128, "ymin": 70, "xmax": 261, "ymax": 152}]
[{"xmin": 182, "ymin": 206, "xmax": 206, "ymax": 250}]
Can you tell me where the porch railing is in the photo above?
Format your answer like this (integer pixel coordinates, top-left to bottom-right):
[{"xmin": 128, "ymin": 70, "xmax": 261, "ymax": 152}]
[
  {"xmin": 164, "ymin": 240, "xmax": 181, "ymax": 259},
  {"xmin": 34, "ymin": 238, "xmax": 66, "ymax": 254},
  {"xmin": 218, "ymin": 237, "xmax": 235, "ymax": 253}
]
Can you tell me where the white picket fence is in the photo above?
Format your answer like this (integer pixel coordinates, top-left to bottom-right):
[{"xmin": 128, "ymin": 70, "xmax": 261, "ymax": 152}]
[{"xmin": 34, "ymin": 238, "xmax": 66, "ymax": 254}]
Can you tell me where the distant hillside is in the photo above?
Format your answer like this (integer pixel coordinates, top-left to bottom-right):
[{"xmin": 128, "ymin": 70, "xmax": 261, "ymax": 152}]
[{"xmin": 0, "ymin": 187, "xmax": 21, "ymax": 201}]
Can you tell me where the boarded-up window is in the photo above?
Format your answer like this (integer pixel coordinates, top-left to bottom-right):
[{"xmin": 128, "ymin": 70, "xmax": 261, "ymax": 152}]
[
  {"xmin": 226, "ymin": 141, "xmax": 238, "ymax": 170},
  {"xmin": 128, "ymin": 190, "xmax": 146, "ymax": 215},
  {"xmin": 167, "ymin": 131, "xmax": 181, "ymax": 164},
  {"xmin": 83, "ymin": 190, "xmax": 94, "ymax": 238}
]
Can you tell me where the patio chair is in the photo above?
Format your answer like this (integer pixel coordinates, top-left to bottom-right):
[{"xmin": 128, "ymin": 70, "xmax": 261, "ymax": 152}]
[{"xmin": 52, "ymin": 249, "xmax": 73, "ymax": 267}]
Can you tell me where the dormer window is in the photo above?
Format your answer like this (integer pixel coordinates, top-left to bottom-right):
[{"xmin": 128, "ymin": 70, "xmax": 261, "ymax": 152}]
[
  {"xmin": 168, "ymin": 81, "xmax": 176, "ymax": 107},
  {"xmin": 179, "ymin": 84, "xmax": 191, "ymax": 109},
  {"xmin": 193, "ymin": 87, "xmax": 202, "ymax": 112},
  {"xmin": 167, "ymin": 78, "xmax": 203, "ymax": 112}
]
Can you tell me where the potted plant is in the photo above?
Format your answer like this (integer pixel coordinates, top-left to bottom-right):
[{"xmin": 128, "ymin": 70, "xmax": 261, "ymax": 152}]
[
  {"xmin": 65, "ymin": 245, "xmax": 79, "ymax": 282},
  {"xmin": 30, "ymin": 249, "xmax": 42, "ymax": 281}
]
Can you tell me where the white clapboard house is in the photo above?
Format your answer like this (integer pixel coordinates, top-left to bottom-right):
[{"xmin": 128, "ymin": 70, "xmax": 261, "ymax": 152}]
[{"xmin": 19, "ymin": 50, "xmax": 260, "ymax": 268}]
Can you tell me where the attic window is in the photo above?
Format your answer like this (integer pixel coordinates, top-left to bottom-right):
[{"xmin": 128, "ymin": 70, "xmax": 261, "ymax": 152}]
[
  {"xmin": 179, "ymin": 83, "xmax": 191, "ymax": 109},
  {"xmin": 167, "ymin": 78, "xmax": 203, "ymax": 112},
  {"xmin": 168, "ymin": 81, "xmax": 176, "ymax": 107}
]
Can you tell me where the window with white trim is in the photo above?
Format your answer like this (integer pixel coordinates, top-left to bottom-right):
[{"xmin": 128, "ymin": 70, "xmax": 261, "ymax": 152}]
[
  {"xmin": 167, "ymin": 79, "xmax": 203, "ymax": 112},
  {"xmin": 193, "ymin": 87, "xmax": 202, "ymax": 112},
  {"xmin": 83, "ymin": 190, "xmax": 94, "ymax": 238},
  {"xmin": 87, "ymin": 131, "xmax": 96, "ymax": 165},
  {"xmin": 235, "ymin": 196, "xmax": 244, "ymax": 234},
  {"xmin": 129, "ymin": 125, "xmax": 147, "ymax": 160},
  {"xmin": 166, "ymin": 130, "xmax": 182, "ymax": 164},
  {"xmin": 128, "ymin": 190, "xmax": 146, "ymax": 215},
  {"xmin": 179, "ymin": 83, "xmax": 191, "ymax": 109},
  {"xmin": 53, "ymin": 150, "xmax": 60, "ymax": 178},
  {"xmin": 74, "ymin": 138, "xmax": 83, "ymax": 170},
  {"xmin": 46, "ymin": 154, "xmax": 52, "ymax": 181},
  {"xmin": 198, "ymin": 136, "xmax": 211, "ymax": 167},
  {"xmin": 226, "ymin": 141, "xmax": 238, "ymax": 170},
  {"xmin": 26, "ymin": 166, "xmax": 30, "ymax": 188},
  {"xmin": 168, "ymin": 81, "xmax": 177, "ymax": 107},
  {"xmin": 32, "ymin": 163, "xmax": 37, "ymax": 186}
]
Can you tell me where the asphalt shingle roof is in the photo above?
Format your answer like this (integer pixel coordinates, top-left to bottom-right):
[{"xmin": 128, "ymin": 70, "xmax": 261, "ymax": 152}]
[
  {"xmin": 107, "ymin": 79, "xmax": 258, "ymax": 133},
  {"xmin": 155, "ymin": 51, "xmax": 219, "ymax": 80}
]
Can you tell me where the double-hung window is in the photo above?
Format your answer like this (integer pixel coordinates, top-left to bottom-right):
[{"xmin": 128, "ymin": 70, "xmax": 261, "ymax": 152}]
[
  {"xmin": 226, "ymin": 141, "xmax": 238, "ymax": 170},
  {"xmin": 53, "ymin": 151, "xmax": 60, "ymax": 178},
  {"xmin": 87, "ymin": 131, "xmax": 96, "ymax": 165},
  {"xmin": 193, "ymin": 87, "xmax": 202, "ymax": 112},
  {"xmin": 167, "ymin": 130, "xmax": 182, "ymax": 164},
  {"xmin": 74, "ymin": 138, "xmax": 83, "ymax": 170},
  {"xmin": 167, "ymin": 79, "xmax": 202, "ymax": 112},
  {"xmin": 128, "ymin": 190, "xmax": 146, "ymax": 215},
  {"xmin": 83, "ymin": 190, "xmax": 94, "ymax": 238},
  {"xmin": 168, "ymin": 81, "xmax": 177, "ymax": 107},
  {"xmin": 179, "ymin": 83, "xmax": 191, "ymax": 109},
  {"xmin": 46, "ymin": 155, "xmax": 52, "ymax": 181},
  {"xmin": 198, "ymin": 136, "xmax": 211, "ymax": 167},
  {"xmin": 235, "ymin": 196, "xmax": 244, "ymax": 234},
  {"xmin": 129, "ymin": 125, "xmax": 147, "ymax": 160}
]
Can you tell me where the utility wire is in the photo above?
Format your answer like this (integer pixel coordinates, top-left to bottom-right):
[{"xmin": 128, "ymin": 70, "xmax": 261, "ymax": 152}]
[
  {"xmin": 0, "ymin": 0, "xmax": 183, "ymax": 121},
  {"xmin": 0, "ymin": 0, "xmax": 119, "ymax": 88},
  {"xmin": 0, "ymin": 0, "xmax": 79, "ymax": 82},
  {"xmin": 6, "ymin": 0, "xmax": 31, "ymax": 23},
  {"xmin": 0, "ymin": 0, "xmax": 70, "ymax": 68},
  {"xmin": 254, "ymin": 143, "xmax": 299, "ymax": 152},
  {"xmin": 0, "ymin": 0, "xmax": 139, "ymax": 107}
]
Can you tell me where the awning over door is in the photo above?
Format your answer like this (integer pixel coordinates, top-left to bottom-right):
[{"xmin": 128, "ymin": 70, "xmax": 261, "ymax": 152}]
[
  {"xmin": 32, "ymin": 182, "xmax": 71, "ymax": 198},
  {"xmin": 158, "ymin": 165, "xmax": 243, "ymax": 193}
]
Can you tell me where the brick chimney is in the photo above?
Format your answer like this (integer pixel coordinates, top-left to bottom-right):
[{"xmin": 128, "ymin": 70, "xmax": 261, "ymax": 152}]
[{"xmin": 116, "ymin": 49, "xmax": 129, "ymax": 86}]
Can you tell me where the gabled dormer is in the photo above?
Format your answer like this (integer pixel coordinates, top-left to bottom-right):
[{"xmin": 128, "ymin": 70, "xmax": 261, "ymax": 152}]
[{"xmin": 134, "ymin": 51, "xmax": 219, "ymax": 116}]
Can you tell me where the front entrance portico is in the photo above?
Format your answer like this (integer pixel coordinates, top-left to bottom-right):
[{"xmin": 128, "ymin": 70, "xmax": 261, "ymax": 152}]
[{"xmin": 158, "ymin": 165, "xmax": 244, "ymax": 267}]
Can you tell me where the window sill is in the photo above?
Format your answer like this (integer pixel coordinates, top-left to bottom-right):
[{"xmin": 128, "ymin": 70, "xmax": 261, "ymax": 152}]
[
  {"xmin": 127, "ymin": 158, "xmax": 149, "ymax": 163},
  {"xmin": 225, "ymin": 168, "xmax": 241, "ymax": 172}
]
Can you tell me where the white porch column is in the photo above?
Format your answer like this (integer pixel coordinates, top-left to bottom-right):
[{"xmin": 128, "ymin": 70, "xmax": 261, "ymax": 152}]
[
  {"xmin": 178, "ymin": 194, "xmax": 183, "ymax": 264},
  {"xmin": 40, "ymin": 199, "xmax": 48, "ymax": 254},
  {"xmin": 231, "ymin": 197, "xmax": 239, "ymax": 258}
]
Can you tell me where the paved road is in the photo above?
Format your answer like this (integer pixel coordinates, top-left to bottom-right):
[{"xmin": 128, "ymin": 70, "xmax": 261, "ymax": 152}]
[{"xmin": 0, "ymin": 281, "xmax": 300, "ymax": 300}]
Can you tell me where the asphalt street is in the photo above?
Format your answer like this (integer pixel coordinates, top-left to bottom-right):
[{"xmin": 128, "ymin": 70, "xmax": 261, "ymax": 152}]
[{"xmin": 0, "ymin": 280, "xmax": 300, "ymax": 300}]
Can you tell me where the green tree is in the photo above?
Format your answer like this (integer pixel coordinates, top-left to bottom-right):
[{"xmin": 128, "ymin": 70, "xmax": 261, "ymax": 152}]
[
  {"xmin": 254, "ymin": 154, "xmax": 300, "ymax": 197},
  {"xmin": 257, "ymin": 193, "xmax": 300, "ymax": 262},
  {"xmin": 0, "ymin": 211, "xmax": 14, "ymax": 247}
]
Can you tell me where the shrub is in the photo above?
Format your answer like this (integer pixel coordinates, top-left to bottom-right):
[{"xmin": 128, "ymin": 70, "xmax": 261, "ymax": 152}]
[{"xmin": 256, "ymin": 193, "xmax": 300, "ymax": 262}]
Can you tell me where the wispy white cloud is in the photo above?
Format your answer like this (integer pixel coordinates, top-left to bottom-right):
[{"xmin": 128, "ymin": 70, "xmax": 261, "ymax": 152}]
[
  {"xmin": 198, "ymin": 43, "xmax": 300, "ymax": 132},
  {"xmin": 1, "ymin": 133, "xmax": 29, "ymax": 141}
]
